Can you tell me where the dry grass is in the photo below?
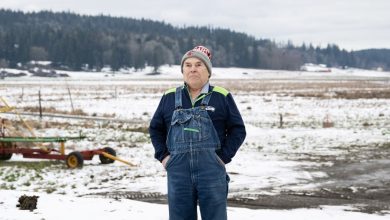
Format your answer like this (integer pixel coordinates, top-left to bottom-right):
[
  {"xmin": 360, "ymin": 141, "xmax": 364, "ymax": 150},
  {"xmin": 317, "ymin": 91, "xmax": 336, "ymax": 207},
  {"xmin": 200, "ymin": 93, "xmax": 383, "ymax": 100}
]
[
  {"xmin": 212, "ymin": 79, "xmax": 390, "ymax": 99},
  {"xmin": 4, "ymin": 78, "xmax": 389, "ymax": 99},
  {"xmin": 23, "ymin": 106, "xmax": 88, "ymax": 116},
  {"xmin": 2, "ymin": 118, "xmax": 74, "ymax": 133}
]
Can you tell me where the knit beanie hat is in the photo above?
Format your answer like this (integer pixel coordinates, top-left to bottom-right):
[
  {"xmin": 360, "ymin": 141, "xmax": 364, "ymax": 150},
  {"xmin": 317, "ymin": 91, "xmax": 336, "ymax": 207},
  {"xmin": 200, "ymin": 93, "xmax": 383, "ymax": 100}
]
[{"xmin": 181, "ymin": 46, "xmax": 212, "ymax": 76}]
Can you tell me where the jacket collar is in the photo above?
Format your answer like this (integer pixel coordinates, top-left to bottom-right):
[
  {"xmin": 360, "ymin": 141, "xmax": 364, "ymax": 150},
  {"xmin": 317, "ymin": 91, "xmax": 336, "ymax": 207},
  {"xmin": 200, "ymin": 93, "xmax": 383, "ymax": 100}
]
[{"xmin": 183, "ymin": 82, "xmax": 210, "ymax": 94}]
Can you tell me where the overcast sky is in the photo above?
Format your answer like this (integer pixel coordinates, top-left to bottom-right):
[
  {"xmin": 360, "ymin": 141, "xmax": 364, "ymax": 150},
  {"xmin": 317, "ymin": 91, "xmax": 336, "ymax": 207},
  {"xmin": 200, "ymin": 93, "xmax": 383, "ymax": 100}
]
[{"xmin": 1, "ymin": 0, "xmax": 389, "ymax": 51}]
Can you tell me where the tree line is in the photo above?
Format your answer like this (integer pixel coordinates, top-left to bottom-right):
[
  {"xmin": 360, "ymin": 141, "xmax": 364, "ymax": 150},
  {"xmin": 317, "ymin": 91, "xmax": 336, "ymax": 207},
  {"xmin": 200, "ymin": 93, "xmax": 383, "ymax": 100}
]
[{"xmin": 0, "ymin": 9, "xmax": 389, "ymax": 71}]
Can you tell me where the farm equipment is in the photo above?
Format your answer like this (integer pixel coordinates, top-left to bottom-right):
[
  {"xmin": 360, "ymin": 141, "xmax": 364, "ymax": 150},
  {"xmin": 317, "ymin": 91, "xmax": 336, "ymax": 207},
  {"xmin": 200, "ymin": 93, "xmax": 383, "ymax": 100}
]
[{"xmin": 0, "ymin": 97, "xmax": 134, "ymax": 168}]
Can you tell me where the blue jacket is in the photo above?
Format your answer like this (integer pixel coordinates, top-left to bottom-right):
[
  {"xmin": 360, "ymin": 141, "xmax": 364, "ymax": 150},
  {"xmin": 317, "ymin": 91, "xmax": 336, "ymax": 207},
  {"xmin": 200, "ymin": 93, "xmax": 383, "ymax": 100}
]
[{"xmin": 149, "ymin": 84, "xmax": 246, "ymax": 164}]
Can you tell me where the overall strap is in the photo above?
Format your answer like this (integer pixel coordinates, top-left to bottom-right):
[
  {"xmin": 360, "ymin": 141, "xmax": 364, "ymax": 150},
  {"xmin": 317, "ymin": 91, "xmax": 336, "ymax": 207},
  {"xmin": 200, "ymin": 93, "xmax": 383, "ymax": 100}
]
[
  {"xmin": 174, "ymin": 86, "xmax": 183, "ymax": 109},
  {"xmin": 200, "ymin": 92, "xmax": 212, "ymax": 106}
]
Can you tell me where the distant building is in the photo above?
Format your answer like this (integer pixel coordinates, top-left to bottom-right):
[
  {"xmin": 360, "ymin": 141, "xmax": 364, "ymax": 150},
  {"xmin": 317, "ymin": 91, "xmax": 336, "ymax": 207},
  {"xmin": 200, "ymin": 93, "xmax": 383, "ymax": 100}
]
[{"xmin": 300, "ymin": 63, "xmax": 331, "ymax": 72}]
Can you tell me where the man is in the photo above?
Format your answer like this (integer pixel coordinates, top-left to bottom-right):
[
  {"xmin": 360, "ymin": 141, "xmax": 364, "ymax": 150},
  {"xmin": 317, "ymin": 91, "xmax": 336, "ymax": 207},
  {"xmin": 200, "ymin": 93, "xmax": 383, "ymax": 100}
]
[{"xmin": 149, "ymin": 46, "xmax": 246, "ymax": 220}]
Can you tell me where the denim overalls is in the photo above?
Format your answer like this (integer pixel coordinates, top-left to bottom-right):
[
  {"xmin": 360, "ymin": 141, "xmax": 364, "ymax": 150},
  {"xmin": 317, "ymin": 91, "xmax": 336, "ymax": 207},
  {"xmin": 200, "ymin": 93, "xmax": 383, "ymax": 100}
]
[{"xmin": 165, "ymin": 87, "xmax": 229, "ymax": 220}]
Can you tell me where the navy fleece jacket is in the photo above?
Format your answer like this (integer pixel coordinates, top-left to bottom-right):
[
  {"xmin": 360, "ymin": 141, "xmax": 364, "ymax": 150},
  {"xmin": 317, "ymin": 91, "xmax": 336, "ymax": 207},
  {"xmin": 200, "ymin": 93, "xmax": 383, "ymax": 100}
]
[{"xmin": 149, "ymin": 84, "xmax": 246, "ymax": 164}]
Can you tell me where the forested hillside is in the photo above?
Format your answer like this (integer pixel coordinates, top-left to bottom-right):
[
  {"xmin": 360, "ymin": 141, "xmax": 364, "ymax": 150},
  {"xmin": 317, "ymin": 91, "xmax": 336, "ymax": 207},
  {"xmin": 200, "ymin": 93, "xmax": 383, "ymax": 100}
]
[{"xmin": 0, "ymin": 9, "xmax": 389, "ymax": 71}]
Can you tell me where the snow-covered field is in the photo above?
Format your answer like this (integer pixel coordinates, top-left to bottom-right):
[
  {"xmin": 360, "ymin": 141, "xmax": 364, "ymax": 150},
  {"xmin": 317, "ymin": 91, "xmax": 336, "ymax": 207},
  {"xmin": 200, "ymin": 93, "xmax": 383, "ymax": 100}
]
[
  {"xmin": 1, "ymin": 190, "xmax": 387, "ymax": 220},
  {"xmin": 1, "ymin": 65, "xmax": 389, "ymax": 219}
]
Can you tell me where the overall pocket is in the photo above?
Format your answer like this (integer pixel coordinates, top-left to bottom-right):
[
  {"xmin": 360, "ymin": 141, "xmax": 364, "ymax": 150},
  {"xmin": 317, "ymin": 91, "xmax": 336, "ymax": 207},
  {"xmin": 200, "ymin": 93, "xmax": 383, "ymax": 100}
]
[
  {"xmin": 214, "ymin": 153, "xmax": 226, "ymax": 169},
  {"xmin": 170, "ymin": 114, "xmax": 211, "ymax": 143},
  {"xmin": 164, "ymin": 154, "xmax": 175, "ymax": 170}
]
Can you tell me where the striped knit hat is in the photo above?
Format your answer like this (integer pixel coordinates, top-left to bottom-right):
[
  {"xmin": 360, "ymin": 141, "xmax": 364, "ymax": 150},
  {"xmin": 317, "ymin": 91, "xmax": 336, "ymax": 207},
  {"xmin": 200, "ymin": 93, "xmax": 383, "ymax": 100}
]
[{"xmin": 181, "ymin": 46, "xmax": 212, "ymax": 77}]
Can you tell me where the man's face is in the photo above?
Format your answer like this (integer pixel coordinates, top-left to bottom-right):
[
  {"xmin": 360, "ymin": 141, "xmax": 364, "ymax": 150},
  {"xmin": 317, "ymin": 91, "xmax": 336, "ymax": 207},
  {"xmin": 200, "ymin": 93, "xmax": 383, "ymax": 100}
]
[{"xmin": 182, "ymin": 57, "xmax": 209, "ymax": 90}]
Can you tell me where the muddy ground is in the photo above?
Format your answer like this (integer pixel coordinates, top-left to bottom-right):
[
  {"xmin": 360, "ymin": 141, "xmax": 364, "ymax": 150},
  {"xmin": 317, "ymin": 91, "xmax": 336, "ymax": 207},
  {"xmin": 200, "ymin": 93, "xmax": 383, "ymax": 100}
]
[{"xmin": 87, "ymin": 143, "xmax": 390, "ymax": 215}]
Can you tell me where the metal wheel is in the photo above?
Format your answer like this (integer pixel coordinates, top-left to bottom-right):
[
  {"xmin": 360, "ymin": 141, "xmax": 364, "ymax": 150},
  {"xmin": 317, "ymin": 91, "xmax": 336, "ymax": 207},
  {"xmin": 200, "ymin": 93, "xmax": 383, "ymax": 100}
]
[
  {"xmin": 0, "ymin": 153, "xmax": 13, "ymax": 160},
  {"xmin": 0, "ymin": 142, "xmax": 13, "ymax": 160},
  {"xmin": 99, "ymin": 147, "xmax": 116, "ymax": 164},
  {"xmin": 66, "ymin": 151, "xmax": 84, "ymax": 168}
]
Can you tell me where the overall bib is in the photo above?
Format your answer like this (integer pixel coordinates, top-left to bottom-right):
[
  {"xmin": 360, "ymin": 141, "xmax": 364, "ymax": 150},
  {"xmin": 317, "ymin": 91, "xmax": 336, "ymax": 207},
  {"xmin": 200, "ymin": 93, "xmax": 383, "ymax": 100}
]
[{"xmin": 165, "ymin": 87, "xmax": 229, "ymax": 220}]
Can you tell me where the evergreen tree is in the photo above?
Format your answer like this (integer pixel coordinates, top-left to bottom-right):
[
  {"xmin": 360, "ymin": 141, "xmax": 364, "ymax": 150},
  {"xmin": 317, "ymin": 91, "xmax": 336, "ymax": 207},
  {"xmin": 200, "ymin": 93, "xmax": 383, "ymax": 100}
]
[{"xmin": 0, "ymin": 9, "xmax": 388, "ymax": 71}]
